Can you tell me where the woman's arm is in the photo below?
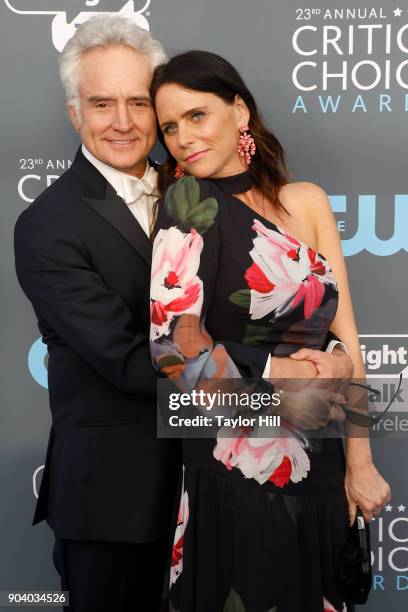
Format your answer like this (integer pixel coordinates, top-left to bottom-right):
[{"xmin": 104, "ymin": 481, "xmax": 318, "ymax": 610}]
[{"xmin": 300, "ymin": 181, "xmax": 391, "ymax": 523}]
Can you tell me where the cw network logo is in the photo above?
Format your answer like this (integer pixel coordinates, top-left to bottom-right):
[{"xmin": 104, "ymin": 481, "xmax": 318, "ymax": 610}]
[
  {"xmin": 4, "ymin": 0, "xmax": 151, "ymax": 52},
  {"xmin": 330, "ymin": 194, "xmax": 408, "ymax": 256}
]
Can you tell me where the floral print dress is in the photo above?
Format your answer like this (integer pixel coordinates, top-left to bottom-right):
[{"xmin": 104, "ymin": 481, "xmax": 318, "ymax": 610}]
[{"xmin": 150, "ymin": 171, "xmax": 353, "ymax": 612}]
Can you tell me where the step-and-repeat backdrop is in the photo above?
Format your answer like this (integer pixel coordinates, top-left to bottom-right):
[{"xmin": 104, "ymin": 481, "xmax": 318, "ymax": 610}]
[{"xmin": 2, "ymin": 0, "xmax": 407, "ymax": 609}]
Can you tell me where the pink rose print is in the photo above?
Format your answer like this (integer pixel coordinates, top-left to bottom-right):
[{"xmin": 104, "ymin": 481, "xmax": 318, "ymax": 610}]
[
  {"xmin": 213, "ymin": 423, "xmax": 311, "ymax": 486},
  {"xmin": 245, "ymin": 219, "xmax": 336, "ymax": 321},
  {"xmin": 323, "ymin": 595, "xmax": 347, "ymax": 611},
  {"xmin": 150, "ymin": 226, "xmax": 204, "ymax": 340},
  {"xmin": 170, "ymin": 486, "xmax": 190, "ymax": 587}
]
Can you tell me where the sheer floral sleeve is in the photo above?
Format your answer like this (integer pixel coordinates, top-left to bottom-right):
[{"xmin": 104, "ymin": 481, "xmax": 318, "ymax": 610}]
[{"xmin": 150, "ymin": 175, "xmax": 248, "ymax": 388}]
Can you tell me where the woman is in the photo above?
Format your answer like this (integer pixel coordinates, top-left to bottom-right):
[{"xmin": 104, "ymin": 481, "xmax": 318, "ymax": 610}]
[{"xmin": 149, "ymin": 50, "xmax": 390, "ymax": 612}]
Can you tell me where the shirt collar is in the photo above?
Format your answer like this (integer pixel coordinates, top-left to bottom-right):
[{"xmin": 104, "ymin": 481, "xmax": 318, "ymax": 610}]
[{"xmin": 81, "ymin": 144, "xmax": 159, "ymax": 203}]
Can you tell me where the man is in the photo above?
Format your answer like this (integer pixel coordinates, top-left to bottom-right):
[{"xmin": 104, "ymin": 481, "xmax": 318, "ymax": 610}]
[
  {"xmin": 15, "ymin": 16, "xmax": 178, "ymax": 612},
  {"xmin": 14, "ymin": 14, "xmax": 351, "ymax": 612}
]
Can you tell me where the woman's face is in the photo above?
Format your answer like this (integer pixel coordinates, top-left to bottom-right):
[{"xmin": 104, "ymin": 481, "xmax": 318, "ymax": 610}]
[{"xmin": 155, "ymin": 84, "xmax": 250, "ymax": 178}]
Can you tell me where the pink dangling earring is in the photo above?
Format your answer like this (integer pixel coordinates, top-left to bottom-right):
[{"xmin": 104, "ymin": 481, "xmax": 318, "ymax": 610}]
[
  {"xmin": 175, "ymin": 161, "xmax": 184, "ymax": 179},
  {"xmin": 237, "ymin": 125, "xmax": 256, "ymax": 165}
]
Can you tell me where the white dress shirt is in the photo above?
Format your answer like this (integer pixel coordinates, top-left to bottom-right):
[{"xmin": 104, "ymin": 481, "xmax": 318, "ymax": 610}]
[{"xmin": 82, "ymin": 145, "xmax": 159, "ymax": 237}]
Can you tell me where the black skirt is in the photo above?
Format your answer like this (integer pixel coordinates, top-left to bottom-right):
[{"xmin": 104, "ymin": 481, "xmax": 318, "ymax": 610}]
[{"xmin": 166, "ymin": 438, "xmax": 355, "ymax": 612}]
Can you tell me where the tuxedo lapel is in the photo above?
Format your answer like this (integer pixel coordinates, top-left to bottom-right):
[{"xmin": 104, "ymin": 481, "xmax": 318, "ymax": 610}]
[
  {"xmin": 82, "ymin": 183, "xmax": 152, "ymax": 265},
  {"xmin": 71, "ymin": 148, "xmax": 153, "ymax": 266}
]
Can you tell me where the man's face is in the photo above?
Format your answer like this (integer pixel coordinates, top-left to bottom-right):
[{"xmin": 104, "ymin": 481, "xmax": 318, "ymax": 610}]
[{"xmin": 68, "ymin": 45, "xmax": 157, "ymax": 177}]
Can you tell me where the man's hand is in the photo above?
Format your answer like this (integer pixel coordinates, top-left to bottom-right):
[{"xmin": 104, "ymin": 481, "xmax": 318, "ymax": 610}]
[
  {"xmin": 289, "ymin": 346, "xmax": 353, "ymax": 379},
  {"xmin": 269, "ymin": 355, "xmax": 318, "ymax": 380}
]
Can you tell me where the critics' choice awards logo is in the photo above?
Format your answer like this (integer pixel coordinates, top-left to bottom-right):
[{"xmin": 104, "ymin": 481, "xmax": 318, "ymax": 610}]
[
  {"xmin": 18, "ymin": 157, "xmax": 72, "ymax": 203},
  {"xmin": 291, "ymin": 6, "xmax": 408, "ymax": 113},
  {"xmin": 370, "ymin": 504, "xmax": 408, "ymax": 592},
  {"xmin": 4, "ymin": 0, "xmax": 151, "ymax": 52},
  {"xmin": 33, "ymin": 465, "xmax": 44, "ymax": 498}
]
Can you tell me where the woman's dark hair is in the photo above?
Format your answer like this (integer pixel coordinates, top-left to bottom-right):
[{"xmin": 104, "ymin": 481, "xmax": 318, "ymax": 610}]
[{"xmin": 150, "ymin": 50, "xmax": 290, "ymax": 213}]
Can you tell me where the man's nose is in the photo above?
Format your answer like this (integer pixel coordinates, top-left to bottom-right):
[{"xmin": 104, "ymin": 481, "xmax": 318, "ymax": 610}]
[{"xmin": 111, "ymin": 104, "xmax": 133, "ymax": 132}]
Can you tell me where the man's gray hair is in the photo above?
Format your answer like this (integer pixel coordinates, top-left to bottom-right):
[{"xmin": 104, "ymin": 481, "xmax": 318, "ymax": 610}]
[{"xmin": 59, "ymin": 15, "xmax": 167, "ymax": 109}]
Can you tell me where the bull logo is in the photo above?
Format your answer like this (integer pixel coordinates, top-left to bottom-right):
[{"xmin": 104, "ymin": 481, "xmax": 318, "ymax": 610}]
[{"xmin": 4, "ymin": 0, "xmax": 151, "ymax": 52}]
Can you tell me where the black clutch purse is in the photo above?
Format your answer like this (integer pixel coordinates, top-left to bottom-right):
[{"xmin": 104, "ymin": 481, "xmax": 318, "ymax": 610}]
[{"xmin": 338, "ymin": 507, "xmax": 372, "ymax": 604}]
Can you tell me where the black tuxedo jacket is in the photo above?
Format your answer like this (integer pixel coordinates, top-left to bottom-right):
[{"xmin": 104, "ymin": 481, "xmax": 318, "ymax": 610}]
[
  {"xmin": 14, "ymin": 149, "xmax": 185, "ymax": 543},
  {"xmin": 14, "ymin": 148, "xmax": 339, "ymax": 543}
]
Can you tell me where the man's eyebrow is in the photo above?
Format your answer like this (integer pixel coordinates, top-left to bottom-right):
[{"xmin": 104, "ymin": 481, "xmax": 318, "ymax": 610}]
[
  {"xmin": 160, "ymin": 106, "xmax": 208, "ymax": 128},
  {"xmin": 128, "ymin": 95, "xmax": 153, "ymax": 103},
  {"xmin": 85, "ymin": 96, "xmax": 114, "ymax": 104},
  {"xmin": 85, "ymin": 95, "xmax": 152, "ymax": 103}
]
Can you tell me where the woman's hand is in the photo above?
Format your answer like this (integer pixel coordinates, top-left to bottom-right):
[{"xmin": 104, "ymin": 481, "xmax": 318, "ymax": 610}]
[
  {"xmin": 174, "ymin": 313, "xmax": 212, "ymax": 358},
  {"xmin": 269, "ymin": 354, "xmax": 348, "ymax": 427},
  {"xmin": 344, "ymin": 461, "xmax": 391, "ymax": 525},
  {"xmin": 276, "ymin": 385, "xmax": 347, "ymax": 429}
]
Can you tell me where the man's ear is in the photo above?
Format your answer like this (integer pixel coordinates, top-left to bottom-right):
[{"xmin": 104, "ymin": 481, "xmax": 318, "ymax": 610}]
[
  {"xmin": 67, "ymin": 103, "xmax": 81, "ymax": 132},
  {"xmin": 234, "ymin": 94, "xmax": 250, "ymax": 127}
]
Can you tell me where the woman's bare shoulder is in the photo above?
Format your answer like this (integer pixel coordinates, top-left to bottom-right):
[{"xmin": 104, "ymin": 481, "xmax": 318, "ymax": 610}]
[
  {"xmin": 278, "ymin": 182, "xmax": 334, "ymax": 231},
  {"xmin": 279, "ymin": 181, "xmax": 330, "ymax": 210}
]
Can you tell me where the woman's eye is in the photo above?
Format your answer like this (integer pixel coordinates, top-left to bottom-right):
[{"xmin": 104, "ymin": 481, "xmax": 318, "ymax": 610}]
[{"xmin": 192, "ymin": 111, "xmax": 205, "ymax": 121}]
